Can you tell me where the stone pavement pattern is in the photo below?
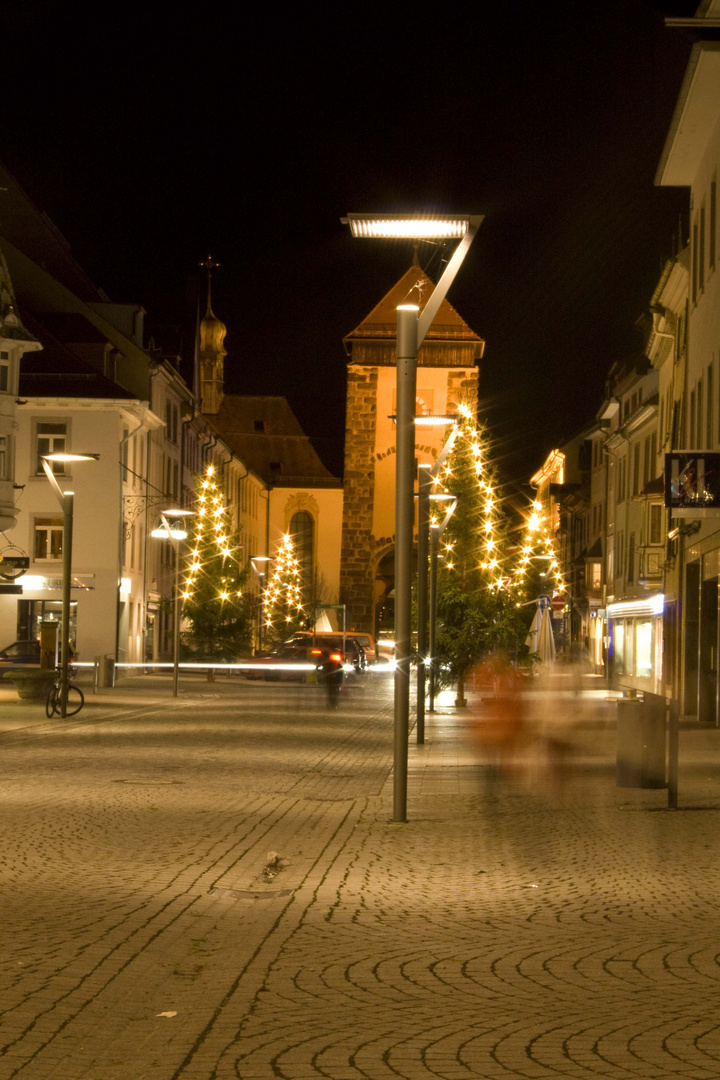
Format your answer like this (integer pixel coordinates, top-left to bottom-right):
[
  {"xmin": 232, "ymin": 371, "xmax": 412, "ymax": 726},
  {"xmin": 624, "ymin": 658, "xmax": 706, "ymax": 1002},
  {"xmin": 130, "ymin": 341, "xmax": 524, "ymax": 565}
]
[{"xmin": 2, "ymin": 673, "xmax": 720, "ymax": 1079}]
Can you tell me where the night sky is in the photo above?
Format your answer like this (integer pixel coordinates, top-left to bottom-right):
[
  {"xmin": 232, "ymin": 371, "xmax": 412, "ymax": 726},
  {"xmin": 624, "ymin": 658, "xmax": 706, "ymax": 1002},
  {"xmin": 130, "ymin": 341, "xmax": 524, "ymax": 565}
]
[{"xmin": 1, "ymin": 2, "xmax": 701, "ymax": 490}]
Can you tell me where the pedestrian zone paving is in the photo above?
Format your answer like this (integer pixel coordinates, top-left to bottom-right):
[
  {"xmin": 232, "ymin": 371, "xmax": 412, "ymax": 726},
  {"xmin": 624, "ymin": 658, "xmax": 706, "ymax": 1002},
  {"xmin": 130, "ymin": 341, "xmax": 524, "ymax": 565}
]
[{"xmin": 2, "ymin": 670, "xmax": 720, "ymax": 1080}]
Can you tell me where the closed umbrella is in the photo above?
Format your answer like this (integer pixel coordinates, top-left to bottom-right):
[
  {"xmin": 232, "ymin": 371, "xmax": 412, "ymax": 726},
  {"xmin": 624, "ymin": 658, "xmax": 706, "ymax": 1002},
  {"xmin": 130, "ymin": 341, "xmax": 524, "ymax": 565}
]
[
  {"xmin": 537, "ymin": 605, "xmax": 556, "ymax": 666},
  {"xmin": 525, "ymin": 606, "xmax": 541, "ymax": 653}
]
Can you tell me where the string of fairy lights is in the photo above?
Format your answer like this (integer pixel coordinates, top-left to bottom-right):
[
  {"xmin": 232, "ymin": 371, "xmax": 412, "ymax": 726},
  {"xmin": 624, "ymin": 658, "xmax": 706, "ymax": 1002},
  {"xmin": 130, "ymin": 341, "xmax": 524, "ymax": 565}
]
[
  {"xmin": 181, "ymin": 464, "xmax": 242, "ymax": 602},
  {"xmin": 430, "ymin": 403, "xmax": 565, "ymax": 598},
  {"xmin": 263, "ymin": 532, "xmax": 303, "ymax": 631},
  {"xmin": 510, "ymin": 499, "xmax": 565, "ymax": 596},
  {"xmin": 430, "ymin": 402, "xmax": 507, "ymax": 592},
  {"xmin": 176, "ymin": 433, "xmax": 563, "ymax": 624}
]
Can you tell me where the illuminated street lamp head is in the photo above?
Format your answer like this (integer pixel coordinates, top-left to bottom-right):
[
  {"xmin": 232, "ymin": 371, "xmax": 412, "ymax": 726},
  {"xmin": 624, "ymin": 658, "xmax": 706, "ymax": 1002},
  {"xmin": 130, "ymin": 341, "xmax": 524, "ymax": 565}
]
[
  {"xmin": 42, "ymin": 452, "xmax": 101, "ymax": 463},
  {"xmin": 151, "ymin": 508, "xmax": 196, "ymax": 541},
  {"xmin": 342, "ymin": 213, "xmax": 481, "ymax": 239},
  {"xmin": 151, "ymin": 525, "xmax": 187, "ymax": 540}
]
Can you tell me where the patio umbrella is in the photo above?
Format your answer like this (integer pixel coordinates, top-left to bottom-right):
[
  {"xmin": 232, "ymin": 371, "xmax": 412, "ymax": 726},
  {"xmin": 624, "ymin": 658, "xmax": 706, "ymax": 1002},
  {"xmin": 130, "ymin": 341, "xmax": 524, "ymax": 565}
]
[
  {"xmin": 536, "ymin": 605, "xmax": 556, "ymax": 666},
  {"xmin": 524, "ymin": 607, "xmax": 541, "ymax": 653}
]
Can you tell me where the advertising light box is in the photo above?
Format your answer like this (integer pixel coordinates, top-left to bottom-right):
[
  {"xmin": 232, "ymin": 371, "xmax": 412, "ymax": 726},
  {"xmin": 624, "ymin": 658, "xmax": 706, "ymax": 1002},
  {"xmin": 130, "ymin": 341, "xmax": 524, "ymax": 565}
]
[{"xmin": 665, "ymin": 453, "xmax": 720, "ymax": 516}]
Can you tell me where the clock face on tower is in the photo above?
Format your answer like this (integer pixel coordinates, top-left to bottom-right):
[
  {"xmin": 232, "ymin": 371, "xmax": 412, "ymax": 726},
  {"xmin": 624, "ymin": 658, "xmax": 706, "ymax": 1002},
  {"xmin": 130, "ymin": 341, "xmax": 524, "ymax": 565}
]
[{"xmin": 416, "ymin": 395, "xmax": 431, "ymax": 416}]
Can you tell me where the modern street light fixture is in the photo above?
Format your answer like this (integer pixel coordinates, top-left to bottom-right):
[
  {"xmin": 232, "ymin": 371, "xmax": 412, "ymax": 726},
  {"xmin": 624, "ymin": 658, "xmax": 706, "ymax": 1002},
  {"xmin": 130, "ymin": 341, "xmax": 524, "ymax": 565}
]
[
  {"xmin": 343, "ymin": 213, "xmax": 482, "ymax": 822},
  {"xmin": 41, "ymin": 452, "xmax": 100, "ymax": 717},
  {"xmin": 151, "ymin": 509, "xmax": 195, "ymax": 697}
]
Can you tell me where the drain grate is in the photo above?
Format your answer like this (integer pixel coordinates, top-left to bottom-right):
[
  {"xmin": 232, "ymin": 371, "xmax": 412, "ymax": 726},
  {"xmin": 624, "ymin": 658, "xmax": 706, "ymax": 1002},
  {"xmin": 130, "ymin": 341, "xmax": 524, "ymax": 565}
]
[{"xmin": 210, "ymin": 886, "xmax": 293, "ymax": 900}]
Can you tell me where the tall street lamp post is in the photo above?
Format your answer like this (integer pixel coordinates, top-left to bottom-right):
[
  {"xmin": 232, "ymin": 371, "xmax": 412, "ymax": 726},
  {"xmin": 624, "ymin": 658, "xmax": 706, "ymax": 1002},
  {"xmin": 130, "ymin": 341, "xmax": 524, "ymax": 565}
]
[
  {"xmin": 250, "ymin": 555, "xmax": 271, "ymax": 651},
  {"xmin": 343, "ymin": 214, "xmax": 482, "ymax": 822},
  {"xmin": 427, "ymin": 493, "xmax": 458, "ymax": 713},
  {"xmin": 151, "ymin": 510, "xmax": 195, "ymax": 697},
  {"xmin": 41, "ymin": 452, "xmax": 100, "ymax": 718},
  {"xmin": 416, "ymin": 419, "xmax": 459, "ymax": 732},
  {"xmin": 415, "ymin": 463, "xmax": 432, "ymax": 745}
]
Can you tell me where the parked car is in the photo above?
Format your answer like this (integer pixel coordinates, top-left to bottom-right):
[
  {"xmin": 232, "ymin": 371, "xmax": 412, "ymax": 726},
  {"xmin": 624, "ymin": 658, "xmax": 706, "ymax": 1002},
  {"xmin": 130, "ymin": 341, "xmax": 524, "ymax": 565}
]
[
  {"xmin": 243, "ymin": 642, "xmax": 342, "ymax": 683},
  {"xmin": 286, "ymin": 632, "xmax": 367, "ymax": 673},
  {"xmin": 0, "ymin": 640, "xmax": 41, "ymax": 667}
]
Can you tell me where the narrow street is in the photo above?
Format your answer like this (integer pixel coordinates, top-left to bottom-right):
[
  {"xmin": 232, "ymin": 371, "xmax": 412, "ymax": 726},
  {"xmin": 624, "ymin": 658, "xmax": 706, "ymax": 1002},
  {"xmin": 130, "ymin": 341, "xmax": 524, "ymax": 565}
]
[{"xmin": 3, "ymin": 672, "xmax": 720, "ymax": 1080}]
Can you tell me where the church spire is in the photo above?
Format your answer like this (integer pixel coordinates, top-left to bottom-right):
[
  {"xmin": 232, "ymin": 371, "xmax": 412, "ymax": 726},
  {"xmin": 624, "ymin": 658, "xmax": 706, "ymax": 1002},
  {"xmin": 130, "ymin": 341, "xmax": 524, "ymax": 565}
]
[{"xmin": 198, "ymin": 254, "xmax": 227, "ymax": 415}]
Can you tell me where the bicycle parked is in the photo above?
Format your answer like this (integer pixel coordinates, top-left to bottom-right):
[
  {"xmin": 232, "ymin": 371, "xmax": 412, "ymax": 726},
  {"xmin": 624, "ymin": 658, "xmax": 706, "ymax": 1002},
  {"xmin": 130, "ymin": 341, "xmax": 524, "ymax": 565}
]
[{"xmin": 46, "ymin": 665, "xmax": 84, "ymax": 718}]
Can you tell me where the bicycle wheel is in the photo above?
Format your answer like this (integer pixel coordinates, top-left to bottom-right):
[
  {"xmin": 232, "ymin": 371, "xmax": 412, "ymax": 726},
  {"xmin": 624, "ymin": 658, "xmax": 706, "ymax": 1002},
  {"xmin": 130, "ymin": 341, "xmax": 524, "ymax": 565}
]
[
  {"xmin": 45, "ymin": 683, "xmax": 60, "ymax": 718},
  {"xmin": 65, "ymin": 684, "xmax": 84, "ymax": 716}
]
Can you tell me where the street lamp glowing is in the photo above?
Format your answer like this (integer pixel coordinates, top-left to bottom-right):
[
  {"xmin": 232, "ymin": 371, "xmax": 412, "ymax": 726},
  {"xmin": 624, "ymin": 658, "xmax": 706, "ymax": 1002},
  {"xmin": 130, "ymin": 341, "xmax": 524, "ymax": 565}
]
[
  {"xmin": 342, "ymin": 214, "xmax": 479, "ymax": 239},
  {"xmin": 151, "ymin": 510, "xmax": 196, "ymax": 698},
  {"xmin": 150, "ymin": 508, "xmax": 193, "ymax": 541},
  {"xmin": 42, "ymin": 452, "xmax": 101, "ymax": 463},
  {"xmin": 40, "ymin": 452, "xmax": 99, "ymax": 717},
  {"xmin": 151, "ymin": 526, "xmax": 187, "ymax": 540},
  {"xmin": 342, "ymin": 209, "xmax": 482, "ymax": 824}
]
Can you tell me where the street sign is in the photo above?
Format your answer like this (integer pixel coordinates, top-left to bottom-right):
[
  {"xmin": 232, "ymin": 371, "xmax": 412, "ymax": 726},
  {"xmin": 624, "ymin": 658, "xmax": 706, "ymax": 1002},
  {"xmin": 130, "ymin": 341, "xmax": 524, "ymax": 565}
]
[
  {"xmin": 0, "ymin": 555, "xmax": 30, "ymax": 581},
  {"xmin": 552, "ymin": 594, "xmax": 567, "ymax": 612}
]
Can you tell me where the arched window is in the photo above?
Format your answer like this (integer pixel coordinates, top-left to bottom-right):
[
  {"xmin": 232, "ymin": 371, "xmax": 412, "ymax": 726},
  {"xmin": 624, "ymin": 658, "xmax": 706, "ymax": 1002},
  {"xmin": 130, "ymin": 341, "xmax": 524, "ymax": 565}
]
[{"xmin": 289, "ymin": 510, "xmax": 314, "ymax": 598}]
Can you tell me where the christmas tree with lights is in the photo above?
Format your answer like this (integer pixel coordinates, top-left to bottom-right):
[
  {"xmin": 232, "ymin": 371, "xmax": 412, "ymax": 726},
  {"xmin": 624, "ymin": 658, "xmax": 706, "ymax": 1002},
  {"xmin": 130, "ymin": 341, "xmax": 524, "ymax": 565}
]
[
  {"xmin": 181, "ymin": 464, "xmax": 251, "ymax": 659},
  {"xmin": 509, "ymin": 499, "xmax": 565, "ymax": 600},
  {"xmin": 431, "ymin": 403, "xmax": 525, "ymax": 700},
  {"xmin": 263, "ymin": 533, "xmax": 306, "ymax": 647}
]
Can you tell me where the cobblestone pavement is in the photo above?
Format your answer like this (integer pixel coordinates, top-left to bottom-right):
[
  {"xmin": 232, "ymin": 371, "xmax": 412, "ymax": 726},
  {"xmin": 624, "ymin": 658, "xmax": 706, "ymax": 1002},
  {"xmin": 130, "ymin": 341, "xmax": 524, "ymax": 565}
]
[{"xmin": 2, "ymin": 671, "xmax": 720, "ymax": 1079}]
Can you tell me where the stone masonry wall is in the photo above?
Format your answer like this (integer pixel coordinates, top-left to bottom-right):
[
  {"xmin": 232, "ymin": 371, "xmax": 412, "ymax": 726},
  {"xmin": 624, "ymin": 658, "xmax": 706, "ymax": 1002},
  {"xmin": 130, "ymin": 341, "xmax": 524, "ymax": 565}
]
[
  {"xmin": 340, "ymin": 366, "xmax": 378, "ymax": 631},
  {"xmin": 447, "ymin": 368, "xmax": 479, "ymax": 414}
]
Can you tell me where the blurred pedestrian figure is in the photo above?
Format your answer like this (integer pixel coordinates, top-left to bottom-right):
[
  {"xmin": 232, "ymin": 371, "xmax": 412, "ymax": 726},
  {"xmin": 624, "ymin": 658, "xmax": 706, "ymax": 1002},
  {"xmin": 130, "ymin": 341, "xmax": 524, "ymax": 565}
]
[
  {"xmin": 316, "ymin": 646, "xmax": 343, "ymax": 709},
  {"xmin": 468, "ymin": 653, "xmax": 575, "ymax": 800}
]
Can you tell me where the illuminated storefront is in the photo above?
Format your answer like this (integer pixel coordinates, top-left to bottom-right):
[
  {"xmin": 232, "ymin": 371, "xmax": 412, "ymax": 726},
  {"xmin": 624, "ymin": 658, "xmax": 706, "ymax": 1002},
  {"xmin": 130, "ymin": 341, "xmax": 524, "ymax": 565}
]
[{"xmin": 608, "ymin": 593, "xmax": 664, "ymax": 694}]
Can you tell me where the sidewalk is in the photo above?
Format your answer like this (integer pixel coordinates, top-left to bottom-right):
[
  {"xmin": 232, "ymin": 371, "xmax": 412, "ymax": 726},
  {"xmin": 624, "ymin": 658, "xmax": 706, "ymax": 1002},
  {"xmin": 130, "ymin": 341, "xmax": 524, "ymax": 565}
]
[{"xmin": 3, "ymin": 672, "xmax": 720, "ymax": 1079}]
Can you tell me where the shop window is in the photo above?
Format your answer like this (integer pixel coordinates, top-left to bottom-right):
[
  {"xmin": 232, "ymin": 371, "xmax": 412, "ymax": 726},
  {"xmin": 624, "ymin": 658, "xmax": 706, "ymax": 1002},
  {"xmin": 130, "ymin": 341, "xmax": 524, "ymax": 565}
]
[
  {"xmin": 614, "ymin": 622, "xmax": 625, "ymax": 675},
  {"xmin": 636, "ymin": 620, "xmax": 652, "ymax": 677},
  {"xmin": 34, "ymin": 518, "xmax": 64, "ymax": 560}
]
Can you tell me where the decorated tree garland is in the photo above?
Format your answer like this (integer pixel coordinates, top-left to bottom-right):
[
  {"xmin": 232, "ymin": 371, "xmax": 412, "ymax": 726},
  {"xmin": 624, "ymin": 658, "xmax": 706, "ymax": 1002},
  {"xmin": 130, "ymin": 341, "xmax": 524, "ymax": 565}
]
[
  {"xmin": 263, "ymin": 533, "xmax": 305, "ymax": 646},
  {"xmin": 180, "ymin": 464, "xmax": 251, "ymax": 659}
]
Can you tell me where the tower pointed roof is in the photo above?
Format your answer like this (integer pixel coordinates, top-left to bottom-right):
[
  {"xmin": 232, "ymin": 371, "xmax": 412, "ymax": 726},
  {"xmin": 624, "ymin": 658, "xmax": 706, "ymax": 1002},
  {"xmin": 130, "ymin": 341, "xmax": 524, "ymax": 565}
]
[
  {"xmin": 199, "ymin": 255, "xmax": 227, "ymax": 360},
  {"xmin": 344, "ymin": 266, "xmax": 484, "ymax": 351}
]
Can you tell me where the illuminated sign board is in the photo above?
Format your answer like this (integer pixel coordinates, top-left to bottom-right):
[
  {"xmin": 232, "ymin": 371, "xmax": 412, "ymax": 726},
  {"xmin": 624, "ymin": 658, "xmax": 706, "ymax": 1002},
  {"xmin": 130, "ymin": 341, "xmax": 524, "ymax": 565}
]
[{"xmin": 665, "ymin": 453, "xmax": 720, "ymax": 516}]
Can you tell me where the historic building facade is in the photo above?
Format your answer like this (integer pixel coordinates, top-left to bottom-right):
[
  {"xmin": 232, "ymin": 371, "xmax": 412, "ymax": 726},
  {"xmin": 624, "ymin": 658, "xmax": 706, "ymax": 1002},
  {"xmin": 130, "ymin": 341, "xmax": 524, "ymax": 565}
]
[{"xmin": 340, "ymin": 264, "xmax": 484, "ymax": 634}]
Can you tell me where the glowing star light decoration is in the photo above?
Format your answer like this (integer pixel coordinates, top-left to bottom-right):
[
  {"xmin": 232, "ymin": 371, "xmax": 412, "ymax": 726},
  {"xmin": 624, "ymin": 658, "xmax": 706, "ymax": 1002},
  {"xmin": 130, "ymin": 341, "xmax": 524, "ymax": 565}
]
[
  {"xmin": 181, "ymin": 464, "xmax": 243, "ymax": 603},
  {"xmin": 433, "ymin": 402, "xmax": 508, "ymax": 592},
  {"xmin": 510, "ymin": 499, "xmax": 565, "ymax": 595}
]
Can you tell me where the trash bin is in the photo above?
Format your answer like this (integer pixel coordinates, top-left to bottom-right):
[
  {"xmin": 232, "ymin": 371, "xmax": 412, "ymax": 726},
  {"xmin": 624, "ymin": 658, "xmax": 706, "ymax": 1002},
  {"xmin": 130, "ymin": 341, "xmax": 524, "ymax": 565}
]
[
  {"xmin": 96, "ymin": 655, "xmax": 115, "ymax": 688},
  {"xmin": 616, "ymin": 695, "xmax": 666, "ymax": 788}
]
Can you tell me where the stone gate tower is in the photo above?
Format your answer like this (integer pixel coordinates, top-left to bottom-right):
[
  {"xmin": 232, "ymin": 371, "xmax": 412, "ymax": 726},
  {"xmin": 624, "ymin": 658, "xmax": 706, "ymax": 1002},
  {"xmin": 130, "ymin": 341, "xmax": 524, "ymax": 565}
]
[{"xmin": 340, "ymin": 265, "xmax": 484, "ymax": 634}]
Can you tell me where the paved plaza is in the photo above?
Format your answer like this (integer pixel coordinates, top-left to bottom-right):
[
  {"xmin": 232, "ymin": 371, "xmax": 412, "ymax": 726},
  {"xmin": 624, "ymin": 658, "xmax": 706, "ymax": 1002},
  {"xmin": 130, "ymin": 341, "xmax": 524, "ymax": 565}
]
[{"xmin": 2, "ymin": 669, "xmax": 720, "ymax": 1079}]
